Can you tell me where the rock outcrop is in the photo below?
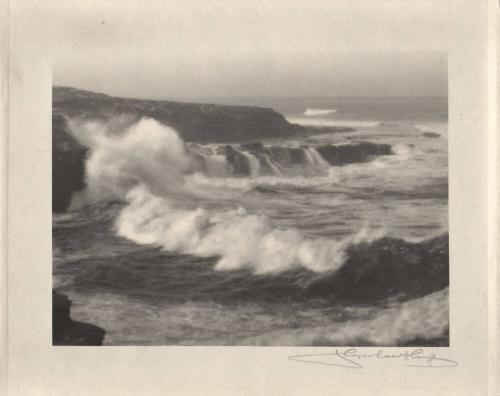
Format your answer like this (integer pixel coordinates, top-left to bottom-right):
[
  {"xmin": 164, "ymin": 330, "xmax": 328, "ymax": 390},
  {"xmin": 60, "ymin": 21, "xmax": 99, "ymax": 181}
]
[
  {"xmin": 315, "ymin": 142, "xmax": 392, "ymax": 166},
  {"xmin": 53, "ymin": 86, "xmax": 303, "ymax": 143},
  {"xmin": 219, "ymin": 141, "xmax": 395, "ymax": 178},
  {"xmin": 52, "ymin": 115, "xmax": 88, "ymax": 212},
  {"xmin": 53, "ymin": 290, "xmax": 105, "ymax": 346}
]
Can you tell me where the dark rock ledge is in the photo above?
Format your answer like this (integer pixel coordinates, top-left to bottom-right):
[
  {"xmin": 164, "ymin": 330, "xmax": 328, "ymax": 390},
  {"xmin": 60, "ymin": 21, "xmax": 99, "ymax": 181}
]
[{"xmin": 53, "ymin": 290, "xmax": 105, "ymax": 346}]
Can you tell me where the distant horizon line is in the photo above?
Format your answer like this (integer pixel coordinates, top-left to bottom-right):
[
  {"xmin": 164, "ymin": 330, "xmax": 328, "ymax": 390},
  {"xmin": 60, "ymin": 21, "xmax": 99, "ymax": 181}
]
[
  {"xmin": 53, "ymin": 85, "xmax": 447, "ymax": 101},
  {"xmin": 167, "ymin": 95, "xmax": 448, "ymax": 99}
]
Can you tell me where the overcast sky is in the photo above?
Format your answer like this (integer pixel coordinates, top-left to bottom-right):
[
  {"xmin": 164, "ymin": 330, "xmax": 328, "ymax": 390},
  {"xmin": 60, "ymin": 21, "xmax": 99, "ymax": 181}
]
[{"xmin": 49, "ymin": 1, "xmax": 448, "ymax": 99}]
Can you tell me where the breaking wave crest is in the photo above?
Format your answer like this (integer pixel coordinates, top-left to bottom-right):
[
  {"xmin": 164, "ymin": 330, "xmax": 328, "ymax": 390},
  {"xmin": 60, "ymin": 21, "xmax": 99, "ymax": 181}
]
[{"xmin": 117, "ymin": 186, "xmax": 385, "ymax": 274}]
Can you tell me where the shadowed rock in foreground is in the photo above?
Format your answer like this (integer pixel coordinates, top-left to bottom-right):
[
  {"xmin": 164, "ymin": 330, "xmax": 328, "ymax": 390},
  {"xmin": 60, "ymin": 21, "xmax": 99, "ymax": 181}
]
[{"xmin": 53, "ymin": 290, "xmax": 105, "ymax": 346}]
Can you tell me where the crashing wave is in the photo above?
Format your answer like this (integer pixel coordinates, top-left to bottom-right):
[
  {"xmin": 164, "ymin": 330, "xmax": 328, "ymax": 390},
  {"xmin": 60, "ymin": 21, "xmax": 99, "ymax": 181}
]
[
  {"xmin": 65, "ymin": 117, "xmax": 444, "ymax": 281},
  {"xmin": 116, "ymin": 186, "xmax": 386, "ymax": 274},
  {"xmin": 65, "ymin": 117, "xmax": 400, "ymax": 275},
  {"xmin": 66, "ymin": 116, "xmax": 393, "ymax": 182}
]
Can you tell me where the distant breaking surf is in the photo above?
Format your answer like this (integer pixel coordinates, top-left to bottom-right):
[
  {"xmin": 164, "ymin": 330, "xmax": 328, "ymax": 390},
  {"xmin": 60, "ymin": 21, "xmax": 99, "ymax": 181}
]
[
  {"xmin": 287, "ymin": 117, "xmax": 381, "ymax": 128},
  {"xmin": 304, "ymin": 108, "xmax": 338, "ymax": 116}
]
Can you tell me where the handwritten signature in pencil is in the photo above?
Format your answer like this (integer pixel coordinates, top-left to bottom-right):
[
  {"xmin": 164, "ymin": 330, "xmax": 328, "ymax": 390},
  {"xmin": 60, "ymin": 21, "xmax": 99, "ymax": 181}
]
[{"xmin": 288, "ymin": 348, "xmax": 458, "ymax": 369}]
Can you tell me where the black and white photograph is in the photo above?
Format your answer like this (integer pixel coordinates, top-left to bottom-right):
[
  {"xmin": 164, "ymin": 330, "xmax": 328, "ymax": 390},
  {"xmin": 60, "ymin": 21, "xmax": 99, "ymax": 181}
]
[
  {"xmin": 5, "ymin": 0, "xmax": 499, "ymax": 394},
  {"xmin": 52, "ymin": 51, "xmax": 449, "ymax": 346}
]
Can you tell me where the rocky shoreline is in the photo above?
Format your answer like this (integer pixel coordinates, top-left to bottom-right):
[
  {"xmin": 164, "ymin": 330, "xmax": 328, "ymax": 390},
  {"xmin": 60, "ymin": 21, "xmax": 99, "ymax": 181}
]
[{"xmin": 52, "ymin": 86, "xmax": 358, "ymax": 212}]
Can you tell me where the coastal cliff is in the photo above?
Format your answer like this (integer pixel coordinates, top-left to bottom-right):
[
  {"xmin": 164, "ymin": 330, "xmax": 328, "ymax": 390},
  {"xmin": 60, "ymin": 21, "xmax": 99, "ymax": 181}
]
[
  {"xmin": 53, "ymin": 86, "xmax": 302, "ymax": 142},
  {"xmin": 52, "ymin": 86, "xmax": 305, "ymax": 212}
]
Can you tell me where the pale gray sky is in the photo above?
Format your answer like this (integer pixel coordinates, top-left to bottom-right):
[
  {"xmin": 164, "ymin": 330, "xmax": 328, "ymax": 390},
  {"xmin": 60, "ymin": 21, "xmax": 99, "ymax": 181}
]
[{"xmin": 49, "ymin": 1, "xmax": 448, "ymax": 99}]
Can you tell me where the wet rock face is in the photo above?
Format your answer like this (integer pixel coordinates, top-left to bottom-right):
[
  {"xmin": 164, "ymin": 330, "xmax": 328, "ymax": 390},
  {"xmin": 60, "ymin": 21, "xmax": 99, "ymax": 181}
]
[
  {"xmin": 305, "ymin": 234, "xmax": 449, "ymax": 303},
  {"xmin": 224, "ymin": 145, "xmax": 251, "ymax": 176},
  {"xmin": 53, "ymin": 290, "xmax": 105, "ymax": 346},
  {"xmin": 52, "ymin": 115, "xmax": 88, "ymax": 212},
  {"xmin": 315, "ymin": 142, "xmax": 393, "ymax": 166},
  {"xmin": 223, "ymin": 142, "xmax": 394, "ymax": 177}
]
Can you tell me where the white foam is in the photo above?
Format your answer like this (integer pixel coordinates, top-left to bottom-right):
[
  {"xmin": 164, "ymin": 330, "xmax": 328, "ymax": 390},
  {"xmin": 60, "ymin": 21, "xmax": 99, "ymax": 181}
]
[
  {"xmin": 67, "ymin": 286, "xmax": 448, "ymax": 346},
  {"xmin": 76, "ymin": 118, "xmax": 192, "ymax": 203},
  {"xmin": 117, "ymin": 185, "xmax": 385, "ymax": 274},
  {"xmin": 185, "ymin": 172, "xmax": 338, "ymax": 192},
  {"xmin": 242, "ymin": 287, "xmax": 449, "ymax": 346}
]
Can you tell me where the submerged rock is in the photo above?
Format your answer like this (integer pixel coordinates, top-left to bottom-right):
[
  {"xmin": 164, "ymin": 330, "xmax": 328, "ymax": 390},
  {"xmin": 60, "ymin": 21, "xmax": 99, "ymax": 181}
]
[
  {"xmin": 422, "ymin": 132, "xmax": 441, "ymax": 138},
  {"xmin": 53, "ymin": 290, "xmax": 105, "ymax": 346}
]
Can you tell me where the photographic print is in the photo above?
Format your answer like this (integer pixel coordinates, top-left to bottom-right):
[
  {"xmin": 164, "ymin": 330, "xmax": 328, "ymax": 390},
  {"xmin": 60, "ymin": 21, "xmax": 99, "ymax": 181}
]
[{"xmin": 52, "ymin": 51, "xmax": 449, "ymax": 347}]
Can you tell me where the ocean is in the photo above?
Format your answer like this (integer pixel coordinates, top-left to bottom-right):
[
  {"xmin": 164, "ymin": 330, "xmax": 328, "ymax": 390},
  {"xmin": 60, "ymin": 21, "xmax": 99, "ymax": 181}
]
[{"xmin": 53, "ymin": 96, "xmax": 449, "ymax": 346}]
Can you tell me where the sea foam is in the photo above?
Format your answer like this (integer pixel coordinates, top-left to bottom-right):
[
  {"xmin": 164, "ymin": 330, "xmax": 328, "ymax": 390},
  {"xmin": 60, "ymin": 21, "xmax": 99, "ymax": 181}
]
[{"xmin": 242, "ymin": 287, "xmax": 449, "ymax": 346}]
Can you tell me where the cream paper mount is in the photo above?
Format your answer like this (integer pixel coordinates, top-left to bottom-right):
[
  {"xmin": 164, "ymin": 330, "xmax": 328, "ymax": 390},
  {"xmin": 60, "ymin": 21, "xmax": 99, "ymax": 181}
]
[{"xmin": 3, "ymin": 0, "xmax": 499, "ymax": 395}]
